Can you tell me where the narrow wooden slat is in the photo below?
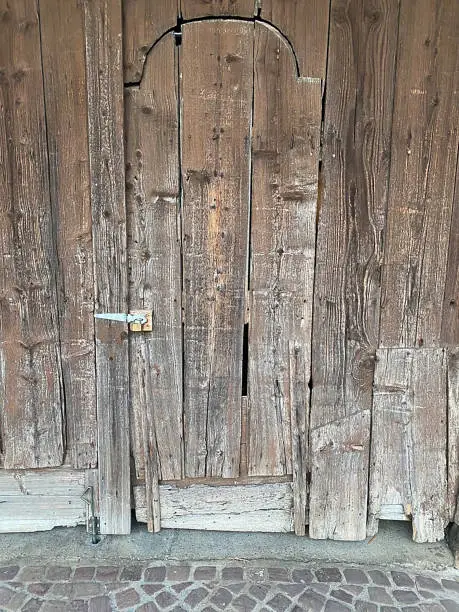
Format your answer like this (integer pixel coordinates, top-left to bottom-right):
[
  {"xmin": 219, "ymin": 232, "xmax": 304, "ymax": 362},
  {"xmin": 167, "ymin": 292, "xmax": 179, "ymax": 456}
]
[
  {"xmin": 248, "ymin": 23, "xmax": 321, "ymax": 481},
  {"xmin": 122, "ymin": 0, "xmax": 178, "ymax": 83},
  {"xmin": 134, "ymin": 482, "xmax": 294, "ymax": 532},
  {"xmin": 181, "ymin": 0, "xmax": 255, "ymax": 19},
  {"xmin": 125, "ymin": 33, "xmax": 183, "ymax": 532},
  {"xmin": 39, "ymin": 0, "xmax": 97, "ymax": 469},
  {"xmin": 0, "ymin": 0, "xmax": 64, "ymax": 469},
  {"xmin": 309, "ymin": 0, "xmax": 399, "ymax": 540},
  {"xmin": 379, "ymin": 0, "xmax": 459, "ymax": 348},
  {"xmin": 83, "ymin": 0, "xmax": 130, "ymax": 534},
  {"xmin": 368, "ymin": 348, "xmax": 448, "ymax": 543},
  {"xmin": 180, "ymin": 21, "xmax": 252, "ymax": 477},
  {"xmin": 259, "ymin": 0, "xmax": 330, "ymax": 78},
  {"xmin": 449, "ymin": 349, "xmax": 459, "ymax": 522}
]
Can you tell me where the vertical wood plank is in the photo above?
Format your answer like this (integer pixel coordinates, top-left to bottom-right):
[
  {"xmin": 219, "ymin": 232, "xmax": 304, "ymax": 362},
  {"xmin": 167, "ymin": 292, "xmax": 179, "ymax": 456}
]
[
  {"xmin": 448, "ymin": 349, "xmax": 459, "ymax": 521},
  {"xmin": 0, "ymin": 0, "xmax": 64, "ymax": 468},
  {"xmin": 125, "ymin": 33, "xmax": 183, "ymax": 531},
  {"xmin": 84, "ymin": 0, "xmax": 130, "ymax": 534},
  {"xmin": 368, "ymin": 348, "xmax": 448, "ymax": 543},
  {"xmin": 379, "ymin": 0, "xmax": 459, "ymax": 348},
  {"xmin": 249, "ymin": 22, "xmax": 321, "ymax": 481},
  {"xmin": 181, "ymin": 21, "xmax": 253, "ymax": 477},
  {"xmin": 39, "ymin": 0, "xmax": 97, "ymax": 469},
  {"xmin": 259, "ymin": 0, "xmax": 330, "ymax": 78},
  {"xmin": 122, "ymin": 0, "xmax": 178, "ymax": 83},
  {"xmin": 309, "ymin": 0, "xmax": 399, "ymax": 540},
  {"xmin": 181, "ymin": 0, "xmax": 256, "ymax": 19}
]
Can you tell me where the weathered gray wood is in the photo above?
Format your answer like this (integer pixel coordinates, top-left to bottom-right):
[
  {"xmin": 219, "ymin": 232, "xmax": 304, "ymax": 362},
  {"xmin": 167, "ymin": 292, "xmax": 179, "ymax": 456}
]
[
  {"xmin": 248, "ymin": 23, "xmax": 321, "ymax": 482},
  {"xmin": 39, "ymin": 0, "xmax": 97, "ymax": 469},
  {"xmin": 83, "ymin": 0, "xmax": 130, "ymax": 534},
  {"xmin": 309, "ymin": 0, "xmax": 399, "ymax": 541},
  {"xmin": 0, "ymin": 0, "xmax": 64, "ymax": 469},
  {"xmin": 0, "ymin": 468, "xmax": 92, "ymax": 533},
  {"xmin": 125, "ymin": 33, "xmax": 183, "ymax": 532},
  {"xmin": 181, "ymin": 21, "xmax": 252, "ymax": 477},
  {"xmin": 368, "ymin": 348, "xmax": 448, "ymax": 543},
  {"xmin": 449, "ymin": 349, "xmax": 459, "ymax": 522},
  {"xmin": 259, "ymin": 0, "xmax": 330, "ymax": 78},
  {"xmin": 379, "ymin": 0, "xmax": 459, "ymax": 348},
  {"xmin": 181, "ymin": 0, "xmax": 255, "ymax": 18},
  {"xmin": 134, "ymin": 482, "xmax": 293, "ymax": 532},
  {"xmin": 122, "ymin": 0, "xmax": 178, "ymax": 83}
]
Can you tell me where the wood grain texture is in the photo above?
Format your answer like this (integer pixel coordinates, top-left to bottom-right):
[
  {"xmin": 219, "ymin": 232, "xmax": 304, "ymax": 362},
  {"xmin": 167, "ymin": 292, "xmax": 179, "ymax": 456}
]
[
  {"xmin": 134, "ymin": 481, "xmax": 294, "ymax": 531},
  {"xmin": 259, "ymin": 0, "xmax": 330, "ymax": 78},
  {"xmin": 0, "ymin": 0, "xmax": 64, "ymax": 469},
  {"xmin": 309, "ymin": 0, "xmax": 399, "ymax": 540},
  {"xmin": 379, "ymin": 0, "xmax": 459, "ymax": 348},
  {"xmin": 441, "ymin": 151, "xmax": 459, "ymax": 346},
  {"xmin": 180, "ymin": 21, "xmax": 252, "ymax": 477},
  {"xmin": 181, "ymin": 0, "xmax": 256, "ymax": 19},
  {"xmin": 248, "ymin": 23, "xmax": 321, "ymax": 485},
  {"xmin": 0, "ymin": 468, "xmax": 91, "ymax": 533},
  {"xmin": 39, "ymin": 0, "xmax": 97, "ymax": 469},
  {"xmin": 83, "ymin": 0, "xmax": 130, "ymax": 534},
  {"xmin": 125, "ymin": 33, "xmax": 183, "ymax": 532},
  {"xmin": 449, "ymin": 349, "xmax": 459, "ymax": 522},
  {"xmin": 122, "ymin": 0, "xmax": 178, "ymax": 83},
  {"xmin": 368, "ymin": 348, "xmax": 448, "ymax": 543}
]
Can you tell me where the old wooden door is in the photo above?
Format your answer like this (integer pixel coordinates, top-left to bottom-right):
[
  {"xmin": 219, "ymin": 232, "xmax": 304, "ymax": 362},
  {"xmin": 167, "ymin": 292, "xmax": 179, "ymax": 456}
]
[{"xmin": 125, "ymin": 18, "xmax": 322, "ymax": 533}]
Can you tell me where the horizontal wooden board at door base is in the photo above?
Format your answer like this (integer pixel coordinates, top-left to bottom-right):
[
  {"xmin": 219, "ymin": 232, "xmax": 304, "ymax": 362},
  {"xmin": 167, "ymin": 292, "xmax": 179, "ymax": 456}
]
[
  {"xmin": 134, "ymin": 482, "xmax": 294, "ymax": 532},
  {"xmin": 0, "ymin": 469, "xmax": 93, "ymax": 533}
]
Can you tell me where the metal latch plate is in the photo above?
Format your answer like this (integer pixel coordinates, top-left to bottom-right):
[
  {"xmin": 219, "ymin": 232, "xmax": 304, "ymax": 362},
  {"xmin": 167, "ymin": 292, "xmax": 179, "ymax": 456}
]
[{"xmin": 129, "ymin": 310, "xmax": 153, "ymax": 332}]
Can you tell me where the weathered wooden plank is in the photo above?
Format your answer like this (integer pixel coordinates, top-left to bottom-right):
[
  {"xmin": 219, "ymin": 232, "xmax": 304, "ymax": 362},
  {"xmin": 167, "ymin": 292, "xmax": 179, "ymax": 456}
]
[
  {"xmin": 248, "ymin": 23, "xmax": 321, "ymax": 482},
  {"xmin": 309, "ymin": 0, "xmax": 399, "ymax": 540},
  {"xmin": 441, "ymin": 152, "xmax": 459, "ymax": 346},
  {"xmin": 125, "ymin": 33, "xmax": 183, "ymax": 532},
  {"xmin": 0, "ymin": 0, "xmax": 64, "ymax": 469},
  {"xmin": 39, "ymin": 0, "xmax": 97, "ymax": 469},
  {"xmin": 181, "ymin": 0, "xmax": 255, "ymax": 19},
  {"xmin": 379, "ymin": 0, "xmax": 459, "ymax": 348},
  {"xmin": 134, "ymin": 482, "xmax": 294, "ymax": 532},
  {"xmin": 122, "ymin": 0, "xmax": 178, "ymax": 83},
  {"xmin": 83, "ymin": 0, "xmax": 130, "ymax": 534},
  {"xmin": 368, "ymin": 348, "xmax": 448, "ymax": 543},
  {"xmin": 0, "ymin": 468, "xmax": 92, "ymax": 533},
  {"xmin": 181, "ymin": 21, "xmax": 252, "ymax": 477},
  {"xmin": 259, "ymin": 0, "xmax": 330, "ymax": 78},
  {"xmin": 449, "ymin": 349, "xmax": 459, "ymax": 522}
]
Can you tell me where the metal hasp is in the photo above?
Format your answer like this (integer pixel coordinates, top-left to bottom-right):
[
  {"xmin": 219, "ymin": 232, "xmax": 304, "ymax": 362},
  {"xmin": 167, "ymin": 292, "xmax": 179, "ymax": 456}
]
[
  {"xmin": 94, "ymin": 310, "xmax": 153, "ymax": 331},
  {"xmin": 80, "ymin": 486, "xmax": 100, "ymax": 544}
]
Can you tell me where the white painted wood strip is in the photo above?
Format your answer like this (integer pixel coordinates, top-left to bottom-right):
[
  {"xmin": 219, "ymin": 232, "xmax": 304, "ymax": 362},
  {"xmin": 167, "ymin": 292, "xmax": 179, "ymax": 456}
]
[
  {"xmin": 0, "ymin": 469, "xmax": 91, "ymax": 533},
  {"xmin": 134, "ymin": 483, "xmax": 293, "ymax": 532}
]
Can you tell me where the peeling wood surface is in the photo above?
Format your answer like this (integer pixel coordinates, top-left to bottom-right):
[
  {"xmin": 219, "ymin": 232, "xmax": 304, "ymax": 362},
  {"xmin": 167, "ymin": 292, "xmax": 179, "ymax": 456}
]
[
  {"xmin": 259, "ymin": 0, "xmax": 330, "ymax": 78},
  {"xmin": 449, "ymin": 349, "xmax": 459, "ymax": 522},
  {"xmin": 379, "ymin": 0, "xmax": 459, "ymax": 348},
  {"xmin": 369, "ymin": 348, "xmax": 448, "ymax": 543},
  {"xmin": 309, "ymin": 0, "xmax": 399, "ymax": 541},
  {"xmin": 248, "ymin": 22, "xmax": 320, "ymax": 482},
  {"xmin": 0, "ymin": 0, "xmax": 64, "ymax": 469},
  {"xmin": 83, "ymin": 0, "xmax": 130, "ymax": 535},
  {"xmin": 0, "ymin": 469, "xmax": 91, "ymax": 533},
  {"xmin": 122, "ymin": 0, "xmax": 178, "ymax": 83},
  {"xmin": 134, "ymin": 482, "xmax": 293, "ymax": 532},
  {"xmin": 125, "ymin": 33, "xmax": 183, "ymax": 531},
  {"xmin": 39, "ymin": 0, "xmax": 97, "ymax": 469},
  {"xmin": 180, "ymin": 21, "xmax": 252, "ymax": 478}
]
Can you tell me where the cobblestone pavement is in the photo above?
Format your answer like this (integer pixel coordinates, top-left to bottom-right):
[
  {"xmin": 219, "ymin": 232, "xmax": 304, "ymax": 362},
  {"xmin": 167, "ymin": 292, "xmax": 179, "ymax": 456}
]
[{"xmin": 1, "ymin": 562, "xmax": 459, "ymax": 611}]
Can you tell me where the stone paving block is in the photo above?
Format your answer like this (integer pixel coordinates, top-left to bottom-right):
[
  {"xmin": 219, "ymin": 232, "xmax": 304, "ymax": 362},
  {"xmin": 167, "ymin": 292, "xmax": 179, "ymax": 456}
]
[
  {"xmin": 419, "ymin": 604, "xmax": 444, "ymax": 612},
  {"xmin": 418, "ymin": 590, "xmax": 435, "ymax": 599},
  {"xmin": 0, "ymin": 566, "xmax": 19, "ymax": 581},
  {"xmin": 292, "ymin": 568, "xmax": 314, "ymax": 584},
  {"xmin": 210, "ymin": 586, "xmax": 233, "ymax": 609},
  {"xmin": 142, "ymin": 583, "xmax": 163, "ymax": 595},
  {"xmin": 279, "ymin": 583, "xmax": 305, "ymax": 597},
  {"xmin": 137, "ymin": 604, "xmax": 160, "ymax": 612},
  {"xmin": 115, "ymin": 587, "xmax": 140, "ymax": 609},
  {"xmin": 343, "ymin": 568, "xmax": 369, "ymax": 584},
  {"xmin": 267, "ymin": 567, "xmax": 290, "ymax": 582},
  {"xmin": 171, "ymin": 581, "xmax": 193, "ymax": 593},
  {"xmin": 155, "ymin": 589, "xmax": 179, "ymax": 608},
  {"xmin": 297, "ymin": 588, "xmax": 326, "ymax": 612},
  {"xmin": 221, "ymin": 567, "xmax": 244, "ymax": 581},
  {"xmin": 120, "ymin": 565, "xmax": 143, "ymax": 581},
  {"xmin": 341, "ymin": 585, "xmax": 363, "ymax": 596},
  {"xmin": 0, "ymin": 585, "xmax": 15, "ymax": 605},
  {"xmin": 441, "ymin": 600, "xmax": 459, "ymax": 612},
  {"xmin": 45, "ymin": 566, "xmax": 72, "ymax": 581},
  {"xmin": 185, "ymin": 586, "xmax": 209, "ymax": 607},
  {"xmin": 393, "ymin": 589, "xmax": 419, "ymax": 604},
  {"xmin": 324, "ymin": 601, "xmax": 352, "ymax": 611},
  {"xmin": 316, "ymin": 568, "xmax": 343, "ymax": 583},
  {"xmin": 17, "ymin": 567, "xmax": 45, "ymax": 583},
  {"xmin": 22, "ymin": 598, "xmax": 43, "ymax": 612},
  {"xmin": 415, "ymin": 575, "xmax": 442, "ymax": 591},
  {"xmin": 94, "ymin": 567, "xmax": 119, "ymax": 581},
  {"xmin": 311, "ymin": 582, "xmax": 331, "ymax": 595},
  {"xmin": 65, "ymin": 600, "xmax": 88, "ymax": 611},
  {"xmin": 194, "ymin": 566, "xmax": 217, "ymax": 580},
  {"xmin": 380, "ymin": 607, "xmax": 401, "ymax": 612},
  {"xmin": 166, "ymin": 566, "xmax": 191, "ymax": 581},
  {"xmin": 367, "ymin": 586, "xmax": 394, "ymax": 604},
  {"xmin": 232, "ymin": 594, "xmax": 257, "ymax": 611},
  {"xmin": 266, "ymin": 592, "xmax": 292, "ymax": 611},
  {"xmin": 368, "ymin": 569, "xmax": 392, "ymax": 586},
  {"xmin": 27, "ymin": 583, "xmax": 51, "ymax": 596},
  {"xmin": 443, "ymin": 580, "xmax": 459, "ymax": 594},
  {"xmin": 355, "ymin": 601, "xmax": 377, "ymax": 612},
  {"xmin": 391, "ymin": 571, "xmax": 415, "ymax": 587},
  {"xmin": 41, "ymin": 600, "xmax": 72, "ymax": 611},
  {"xmin": 226, "ymin": 582, "xmax": 246, "ymax": 594},
  {"xmin": 3, "ymin": 590, "xmax": 28, "ymax": 611},
  {"xmin": 331, "ymin": 588, "xmax": 354, "ymax": 604},
  {"xmin": 73, "ymin": 567, "xmax": 96, "ymax": 581},
  {"xmin": 248, "ymin": 583, "xmax": 270, "ymax": 601},
  {"xmin": 144, "ymin": 566, "xmax": 166, "ymax": 582}
]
